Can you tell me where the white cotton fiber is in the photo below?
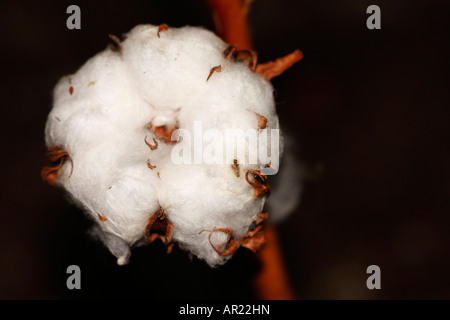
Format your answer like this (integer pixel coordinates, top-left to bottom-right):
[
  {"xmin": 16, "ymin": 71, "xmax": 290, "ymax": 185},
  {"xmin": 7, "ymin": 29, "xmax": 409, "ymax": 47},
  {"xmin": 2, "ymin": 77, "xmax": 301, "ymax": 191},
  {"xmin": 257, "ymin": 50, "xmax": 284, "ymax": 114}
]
[{"xmin": 44, "ymin": 24, "xmax": 282, "ymax": 267}]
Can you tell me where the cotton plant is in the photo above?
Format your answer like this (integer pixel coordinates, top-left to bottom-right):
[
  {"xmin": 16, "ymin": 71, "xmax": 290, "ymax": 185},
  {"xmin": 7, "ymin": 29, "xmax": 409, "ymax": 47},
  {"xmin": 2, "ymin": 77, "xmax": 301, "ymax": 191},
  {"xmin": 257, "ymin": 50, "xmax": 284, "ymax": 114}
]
[{"xmin": 42, "ymin": 24, "xmax": 302, "ymax": 267}]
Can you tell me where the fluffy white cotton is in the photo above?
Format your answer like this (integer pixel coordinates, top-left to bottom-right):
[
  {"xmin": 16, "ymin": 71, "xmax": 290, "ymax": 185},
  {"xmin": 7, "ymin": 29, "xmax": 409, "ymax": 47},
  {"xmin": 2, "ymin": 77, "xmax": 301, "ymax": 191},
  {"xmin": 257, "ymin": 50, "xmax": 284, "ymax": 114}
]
[{"xmin": 45, "ymin": 24, "xmax": 281, "ymax": 267}]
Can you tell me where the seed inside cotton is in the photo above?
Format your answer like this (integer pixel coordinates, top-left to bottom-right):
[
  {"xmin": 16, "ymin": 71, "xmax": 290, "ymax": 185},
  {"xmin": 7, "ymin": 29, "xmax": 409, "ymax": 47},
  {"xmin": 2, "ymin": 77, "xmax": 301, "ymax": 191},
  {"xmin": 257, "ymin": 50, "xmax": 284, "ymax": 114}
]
[{"xmin": 43, "ymin": 24, "xmax": 284, "ymax": 267}]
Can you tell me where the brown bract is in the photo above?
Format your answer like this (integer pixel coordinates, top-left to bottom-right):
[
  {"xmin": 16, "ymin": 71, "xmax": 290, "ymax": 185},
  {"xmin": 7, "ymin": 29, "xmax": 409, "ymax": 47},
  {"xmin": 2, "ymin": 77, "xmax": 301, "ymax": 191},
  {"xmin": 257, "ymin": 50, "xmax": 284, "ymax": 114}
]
[
  {"xmin": 205, "ymin": 212, "xmax": 268, "ymax": 256},
  {"xmin": 255, "ymin": 112, "xmax": 267, "ymax": 129},
  {"xmin": 223, "ymin": 45, "xmax": 258, "ymax": 71},
  {"xmin": 157, "ymin": 24, "xmax": 169, "ymax": 38},
  {"xmin": 240, "ymin": 212, "xmax": 268, "ymax": 252},
  {"xmin": 148, "ymin": 123, "xmax": 179, "ymax": 145},
  {"xmin": 144, "ymin": 136, "xmax": 158, "ymax": 150},
  {"xmin": 234, "ymin": 49, "xmax": 258, "ymax": 71},
  {"xmin": 206, "ymin": 65, "xmax": 222, "ymax": 81},
  {"xmin": 207, "ymin": 228, "xmax": 239, "ymax": 256},
  {"xmin": 256, "ymin": 212, "xmax": 269, "ymax": 225},
  {"xmin": 147, "ymin": 161, "xmax": 156, "ymax": 170},
  {"xmin": 97, "ymin": 213, "xmax": 108, "ymax": 221},
  {"xmin": 145, "ymin": 208, "xmax": 174, "ymax": 253},
  {"xmin": 240, "ymin": 225, "xmax": 265, "ymax": 253},
  {"xmin": 245, "ymin": 170, "xmax": 270, "ymax": 198},
  {"xmin": 108, "ymin": 34, "xmax": 122, "ymax": 53},
  {"xmin": 223, "ymin": 45, "xmax": 237, "ymax": 61},
  {"xmin": 231, "ymin": 159, "xmax": 240, "ymax": 177},
  {"xmin": 41, "ymin": 146, "xmax": 73, "ymax": 186}
]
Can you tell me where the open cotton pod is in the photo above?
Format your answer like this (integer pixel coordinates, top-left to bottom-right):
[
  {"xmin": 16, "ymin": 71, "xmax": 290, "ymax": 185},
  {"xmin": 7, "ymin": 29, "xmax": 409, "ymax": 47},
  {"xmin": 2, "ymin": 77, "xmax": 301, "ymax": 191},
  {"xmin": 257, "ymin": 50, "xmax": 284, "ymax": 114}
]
[{"xmin": 42, "ymin": 24, "xmax": 302, "ymax": 267}]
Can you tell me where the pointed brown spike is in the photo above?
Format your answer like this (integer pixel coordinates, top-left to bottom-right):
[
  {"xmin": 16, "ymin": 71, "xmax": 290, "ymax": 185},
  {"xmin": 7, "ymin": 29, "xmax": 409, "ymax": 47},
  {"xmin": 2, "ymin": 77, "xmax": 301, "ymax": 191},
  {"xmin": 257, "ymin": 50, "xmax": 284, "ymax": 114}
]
[
  {"xmin": 147, "ymin": 161, "xmax": 156, "ymax": 170},
  {"xmin": 206, "ymin": 65, "xmax": 222, "ymax": 81},
  {"xmin": 46, "ymin": 146, "xmax": 69, "ymax": 162},
  {"xmin": 223, "ymin": 45, "xmax": 237, "ymax": 61},
  {"xmin": 231, "ymin": 159, "xmax": 240, "ymax": 177},
  {"xmin": 97, "ymin": 214, "xmax": 108, "ymax": 221},
  {"xmin": 42, "ymin": 146, "xmax": 74, "ymax": 184},
  {"xmin": 157, "ymin": 24, "xmax": 169, "ymax": 38},
  {"xmin": 255, "ymin": 49, "xmax": 303, "ymax": 81},
  {"xmin": 245, "ymin": 170, "xmax": 270, "ymax": 198},
  {"xmin": 144, "ymin": 136, "xmax": 158, "ymax": 150},
  {"xmin": 235, "ymin": 49, "xmax": 258, "ymax": 71},
  {"xmin": 66, "ymin": 158, "xmax": 74, "ymax": 178},
  {"xmin": 240, "ymin": 225, "xmax": 266, "ymax": 253},
  {"xmin": 108, "ymin": 34, "xmax": 122, "ymax": 52}
]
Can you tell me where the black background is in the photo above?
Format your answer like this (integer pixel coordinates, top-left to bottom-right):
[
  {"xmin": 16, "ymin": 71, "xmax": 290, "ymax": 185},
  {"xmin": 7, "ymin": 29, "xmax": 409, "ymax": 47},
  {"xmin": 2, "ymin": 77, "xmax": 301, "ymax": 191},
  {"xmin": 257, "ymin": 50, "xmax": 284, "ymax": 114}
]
[{"xmin": 0, "ymin": 0, "xmax": 449, "ymax": 299}]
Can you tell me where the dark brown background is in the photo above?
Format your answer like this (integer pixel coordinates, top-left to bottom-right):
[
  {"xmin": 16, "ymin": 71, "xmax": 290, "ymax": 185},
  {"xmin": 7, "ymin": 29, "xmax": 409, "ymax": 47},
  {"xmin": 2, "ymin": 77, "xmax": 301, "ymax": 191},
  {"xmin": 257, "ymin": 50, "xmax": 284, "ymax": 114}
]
[{"xmin": 0, "ymin": 0, "xmax": 448, "ymax": 299}]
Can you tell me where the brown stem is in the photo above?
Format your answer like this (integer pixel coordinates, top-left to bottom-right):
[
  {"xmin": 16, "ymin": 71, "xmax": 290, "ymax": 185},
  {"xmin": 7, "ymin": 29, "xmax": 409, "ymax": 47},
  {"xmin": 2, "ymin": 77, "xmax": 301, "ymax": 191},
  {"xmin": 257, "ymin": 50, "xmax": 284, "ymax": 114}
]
[
  {"xmin": 206, "ymin": 0, "xmax": 253, "ymax": 50},
  {"xmin": 253, "ymin": 224, "xmax": 296, "ymax": 299}
]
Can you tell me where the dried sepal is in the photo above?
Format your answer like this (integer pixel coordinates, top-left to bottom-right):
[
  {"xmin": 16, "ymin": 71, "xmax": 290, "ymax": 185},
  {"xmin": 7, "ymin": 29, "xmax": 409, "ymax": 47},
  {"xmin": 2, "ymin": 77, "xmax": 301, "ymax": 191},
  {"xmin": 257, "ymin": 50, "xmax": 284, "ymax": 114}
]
[
  {"xmin": 234, "ymin": 49, "xmax": 258, "ymax": 71},
  {"xmin": 205, "ymin": 212, "xmax": 268, "ymax": 255},
  {"xmin": 255, "ymin": 49, "xmax": 303, "ymax": 81},
  {"xmin": 245, "ymin": 170, "xmax": 270, "ymax": 197},
  {"xmin": 255, "ymin": 112, "xmax": 267, "ymax": 129},
  {"xmin": 108, "ymin": 34, "xmax": 122, "ymax": 53},
  {"xmin": 231, "ymin": 159, "xmax": 240, "ymax": 177},
  {"xmin": 97, "ymin": 213, "xmax": 108, "ymax": 221},
  {"xmin": 45, "ymin": 146, "xmax": 69, "ymax": 162},
  {"xmin": 144, "ymin": 208, "xmax": 173, "ymax": 248},
  {"xmin": 206, "ymin": 65, "xmax": 222, "ymax": 82},
  {"xmin": 147, "ymin": 161, "xmax": 156, "ymax": 170},
  {"xmin": 144, "ymin": 136, "xmax": 158, "ymax": 150},
  {"xmin": 256, "ymin": 212, "xmax": 269, "ymax": 225},
  {"xmin": 40, "ymin": 166, "xmax": 62, "ymax": 186},
  {"xmin": 206, "ymin": 228, "xmax": 239, "ymax": 256},
  {"xmin": 239, "ymin": 212, "xmax": 268, "ymax": 252},
  {"xmin": 222, "ymin": 45, "xmax": 258, "ymax": 71},
  {"xmin": 166, "ymin": 242, "xmax": 175, "ymax": 254},
  {"xmin": 223, "ymin": 45, "xmax": 237, "ymax": 61},
  {"xmin": 157, "ymin": 24, "xmax": 169, "ymax": 38},
  {"xmin": 41, "ymin": 146, "xmax": 73, "ymax": 186},
  {"xmin": 240, "ymin": 225, "xmax": 266, "ymax": 253},
  {"xmin": 148, "ymin": 123, "xmax": 179, "ymax": 145}
]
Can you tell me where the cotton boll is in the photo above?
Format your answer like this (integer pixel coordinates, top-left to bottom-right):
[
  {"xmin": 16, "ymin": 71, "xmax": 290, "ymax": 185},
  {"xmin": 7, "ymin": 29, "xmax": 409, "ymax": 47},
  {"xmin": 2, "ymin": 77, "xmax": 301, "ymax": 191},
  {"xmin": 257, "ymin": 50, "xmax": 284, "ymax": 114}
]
[
  {"xmin": 58, "ymin": 137, "xmax": 160, "ymax": 242},
  {"xmin": 44, "ymin": 24, "xmax": 281, "ymax": 267},
  {"xmin": 122, "ymin": 25, "xmax": 225, "ymax": 110},
  {"xmin": 157, "ymin": 164, "xmax": 264, "ymax": 266}
]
